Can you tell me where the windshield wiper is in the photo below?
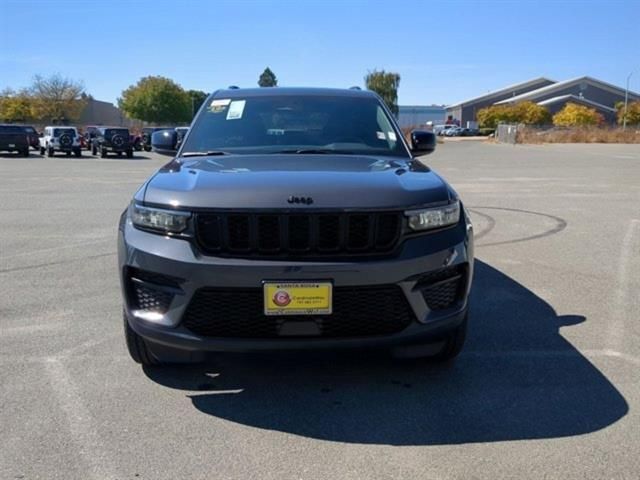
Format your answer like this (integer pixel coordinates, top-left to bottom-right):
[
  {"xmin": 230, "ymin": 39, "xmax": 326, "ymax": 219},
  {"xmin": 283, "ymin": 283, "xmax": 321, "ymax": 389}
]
[
  {"xmin": 277, "ymin": 148, "xmax": 355, "ymax": 155},
  {"xmin": 180, "ymin": 151, "xmax": 230, "ymax": 157}
]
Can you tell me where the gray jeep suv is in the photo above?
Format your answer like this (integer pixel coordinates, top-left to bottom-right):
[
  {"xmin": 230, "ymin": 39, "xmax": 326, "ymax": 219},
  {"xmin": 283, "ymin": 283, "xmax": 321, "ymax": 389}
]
[{"xmin": 118, "ymin": 87, "xmax": 473, "ymax": 366}]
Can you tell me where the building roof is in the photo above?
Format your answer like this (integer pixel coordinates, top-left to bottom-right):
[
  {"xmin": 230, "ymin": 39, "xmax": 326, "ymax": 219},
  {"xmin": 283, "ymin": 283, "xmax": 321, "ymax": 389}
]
[
  {"xmin": 495, "ymin": 76, "xmax": 640, "ymax": 104},
  {"xmin": 536, "ymin": 94, "xmax": 617, "ymax": 113},
  {"xmin": 446, "ymin": 77, "xmax": 556, "ymax": 109}
]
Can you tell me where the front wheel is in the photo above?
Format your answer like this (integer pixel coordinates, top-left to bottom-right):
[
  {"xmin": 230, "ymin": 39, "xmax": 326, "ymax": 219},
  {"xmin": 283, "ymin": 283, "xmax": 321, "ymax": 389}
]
[
  {"xmin": 392, "ymin": 313, "xmax": 468, "ymax": 362},
  {"xmin": 100, "ymin": 147, "xmax": 107, "ymax": 158},
  {"xmin": 92, "ymin": 144, "xmax": 97, "ymax": 155},
  {"xmin": 74, "ymin": 148, "xmax": 81, "ymax": 157},
  {"xmin": 47, "ymin": 147, "xmax": 54, "ymax": 157},
  {"xmin": 40, "ymin": 146, "xmax": 45, "ymax": 155},
  {"xmin": 126, "ymin": 149, "xmax": 134, "ymax": 158},
  {"xmin": 431, "ymin": 314, "xmax": 468, "ymax": 362},
  {"xmin": 123, "ymin": 311, "xmax": 203, "ymax": 366}
]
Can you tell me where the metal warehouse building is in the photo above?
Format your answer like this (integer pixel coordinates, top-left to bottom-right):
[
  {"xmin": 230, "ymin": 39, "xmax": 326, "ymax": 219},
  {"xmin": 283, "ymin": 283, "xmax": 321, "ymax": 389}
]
[{"xmin": 446, "ymin": 76, "xmax": 640, "ymax": 126}]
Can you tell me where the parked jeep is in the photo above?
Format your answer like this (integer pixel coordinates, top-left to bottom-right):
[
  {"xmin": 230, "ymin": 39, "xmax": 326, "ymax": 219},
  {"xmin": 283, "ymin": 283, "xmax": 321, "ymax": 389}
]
[
  {"xmin": 39, "ymin": 126, "xmax": 82, "ymax": 157},
  {"xmin": 141, "ymin": 127, "xmax": 172, "ymax": 151},
  {"xmin": 83, "ymin": 125, "xmax": 100, "ymax": 150},
  {"xmin": 21, "ymin": 125, "xmax": 40, "ymax": 150},
  {"xmin": 92, "ymin": 127, "xmax": 133, "ymax": 158},
  {"xmin": 0, "ymin": 124, "xmax": 30, "ymax": 157}
]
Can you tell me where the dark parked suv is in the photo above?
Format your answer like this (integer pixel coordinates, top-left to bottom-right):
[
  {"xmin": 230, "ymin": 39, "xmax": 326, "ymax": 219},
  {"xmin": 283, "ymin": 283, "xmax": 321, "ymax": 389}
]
[
  {"xmin": 0, "ymin": 124, "xmax": 30, "ymax": 156},
  {"xmin": 92, "ymin": 127, "xmax": 134, "ymax": 158},
  {"xmin": 141, "ymin": 127, "xmax": 172, "ymax": 151},
  {"xmin": 119, "ymin": 87, "xmax": 473, "ymax": 366}
]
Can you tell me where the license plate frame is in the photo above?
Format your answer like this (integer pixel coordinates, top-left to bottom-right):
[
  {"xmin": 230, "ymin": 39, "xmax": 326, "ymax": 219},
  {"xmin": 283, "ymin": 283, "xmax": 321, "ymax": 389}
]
[{"xmin": 263, "ymin": 281, "xmax": 333, "ymax": 316}]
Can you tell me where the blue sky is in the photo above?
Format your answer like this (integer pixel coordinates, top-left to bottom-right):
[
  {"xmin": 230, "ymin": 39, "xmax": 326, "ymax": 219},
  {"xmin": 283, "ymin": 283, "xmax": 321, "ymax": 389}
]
[{"xmin": 1, "ymin": 0, "xmax": 639, "ymax": 106}]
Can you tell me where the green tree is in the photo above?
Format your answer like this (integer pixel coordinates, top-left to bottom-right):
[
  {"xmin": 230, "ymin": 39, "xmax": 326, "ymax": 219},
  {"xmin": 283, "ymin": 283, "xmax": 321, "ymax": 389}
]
[
  {"xmin": 258, "ymin": 67, "xmax": 278, "ymax": 87},
  {"xmin": 552, "ymin": 103, "xmax": 603, "ymax": 127},
  {"xmin": 118, "ymin": 76, "xmax": 191, "ymax": 123},
  {"xmin": 616, "ymin": 101, "xmax": 640, "ymax": 126},
  {"xmin": 0, "ymin": 88, "xmax": 36, "ymax": 122},
  {"xmin": 187, "ymin": 89, "xmax": 208, "ymax": 117},
  {"xmin": 364, "ymin": 69, "xmax": 401, "ymax": 116},
  {"xmin": 30, "ymin": 74, "xmax": 86, "ymax": 122}
]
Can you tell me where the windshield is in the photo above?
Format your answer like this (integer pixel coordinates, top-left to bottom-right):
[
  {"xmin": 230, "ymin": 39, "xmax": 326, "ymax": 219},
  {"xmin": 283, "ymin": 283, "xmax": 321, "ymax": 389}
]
[
  {"xmin": 181, "ymin": 94, "xmax": 409, "ymax": 157},
  {"xmin": 23, "ymin": 126, "xmax": 36, "ymax": 133},
  {"xmin": 53, "ymin": 128, "xmax": 76, "ymax": 137},
  {"xmin": 106, "ymin": 128, "xmax": 129, "ymax": 137},
  {"xmin": 0, "ymin": 125, "xmax": 24, "ymax": 134}
]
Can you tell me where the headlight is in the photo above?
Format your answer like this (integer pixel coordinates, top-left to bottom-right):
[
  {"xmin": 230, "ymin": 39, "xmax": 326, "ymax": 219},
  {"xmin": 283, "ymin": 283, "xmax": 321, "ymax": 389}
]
[
  {"xmin": 130, "ymin": 203, "xmax": 190, "ymax": 233},
  {"xmin": 405, "ymin": 201, "xmax": 460, "ymax": 231}
]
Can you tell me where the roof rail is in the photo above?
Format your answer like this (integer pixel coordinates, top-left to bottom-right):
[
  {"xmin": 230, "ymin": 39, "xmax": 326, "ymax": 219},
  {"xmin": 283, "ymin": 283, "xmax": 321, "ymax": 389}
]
[
  {"xmin": 349, "ymin": 86, "xmax": 361, "ymax": 90},
  {"xmin": 228, "ymin": 85, "xmax": 239, "ymax": 90}
]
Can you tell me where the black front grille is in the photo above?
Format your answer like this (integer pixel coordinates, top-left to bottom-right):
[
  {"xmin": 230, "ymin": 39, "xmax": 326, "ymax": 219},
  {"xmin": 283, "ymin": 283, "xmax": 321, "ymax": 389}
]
[
  {"xmin": 415, "ymin": 265, "xmax": 467, "ymax": 311},
  {"xmin": 125, "ymin": 268, "xmax": 182, "ymax": 314},
  {"xmin": 182, "ymin": 285, "xmax": 415, "ymax": 338},
  {"xmin": 195, "ymin": 211, "xmax": 402, "ymax": 257}
]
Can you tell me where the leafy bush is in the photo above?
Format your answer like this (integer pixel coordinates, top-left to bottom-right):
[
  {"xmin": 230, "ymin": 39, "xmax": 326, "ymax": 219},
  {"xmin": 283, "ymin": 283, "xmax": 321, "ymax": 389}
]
[
  {"xmin": 552, "ymin": 103, "xmax": 604, "ymax": 127},
  {"xmin": 616, "ymin": 101, "xmax": 640, "ymax": 126},
  {"xmin": 477, "ymin": 101, "xmax": 550, "ymax": 128}
]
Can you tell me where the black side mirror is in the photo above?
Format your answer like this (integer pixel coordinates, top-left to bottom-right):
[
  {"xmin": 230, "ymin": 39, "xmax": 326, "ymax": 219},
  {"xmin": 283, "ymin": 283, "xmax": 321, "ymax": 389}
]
[
  {"xmin": 151, "ymin": 129, "xmax": 178, "ymax": 156},
  {"xmin": 410, "ymin": 130, "xmax": 436, "ymax": 155}
]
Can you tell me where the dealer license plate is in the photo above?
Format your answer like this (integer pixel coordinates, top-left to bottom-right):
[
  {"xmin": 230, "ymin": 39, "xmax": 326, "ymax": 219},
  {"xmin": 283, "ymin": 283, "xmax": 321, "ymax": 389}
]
[{"xmin": 263, "ymin": 281, "xmax": 332, "ymax": 316}]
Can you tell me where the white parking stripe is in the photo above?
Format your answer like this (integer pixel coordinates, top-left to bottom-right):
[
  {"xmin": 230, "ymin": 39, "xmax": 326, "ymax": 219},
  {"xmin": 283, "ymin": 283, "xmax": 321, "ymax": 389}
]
[
  {"xmin": 607, "ymin": 219, "xmax": 640, "ymax": 350},
  {"xmin": 44, "ymin": 358, "xmax": 120, "ymax": 480}
]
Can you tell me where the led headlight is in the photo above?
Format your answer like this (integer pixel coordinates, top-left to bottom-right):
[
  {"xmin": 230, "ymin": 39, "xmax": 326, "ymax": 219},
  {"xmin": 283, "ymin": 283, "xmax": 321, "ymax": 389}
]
[
  {"xmin": 130, "ymin": 203, "xmax": 190, "ymax": 233},
  {"xmin": 405, "ymin": 201, "xmax": 460, "ymax": 231}
]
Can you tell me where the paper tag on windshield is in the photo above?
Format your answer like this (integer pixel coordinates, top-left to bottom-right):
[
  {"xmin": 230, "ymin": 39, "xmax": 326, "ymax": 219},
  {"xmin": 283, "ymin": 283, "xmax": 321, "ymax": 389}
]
[
  {"xmin": 210, "ymin": 98, "xmax": 230, "ymax": 113},
  {"xmin": 226, "ymin": 100, "xmax": 246, "ymax": 120},
  {"xmin": 388, "ymin": 131, "xmax": 397, "ymax": 141}
]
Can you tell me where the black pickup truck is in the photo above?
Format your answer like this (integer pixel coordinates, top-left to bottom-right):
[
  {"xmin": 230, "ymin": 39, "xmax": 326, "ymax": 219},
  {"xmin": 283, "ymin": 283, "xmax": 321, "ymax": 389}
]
[{"xmin": 0, "ymin": 124, "xmax": 30, "ymax": 157}]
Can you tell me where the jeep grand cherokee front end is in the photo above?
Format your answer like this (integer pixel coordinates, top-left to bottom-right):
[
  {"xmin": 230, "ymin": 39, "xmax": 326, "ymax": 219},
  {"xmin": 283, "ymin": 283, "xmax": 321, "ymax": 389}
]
[{"xmin": 118, "ymin": 87, "xmax": 473, "ymax": 366}]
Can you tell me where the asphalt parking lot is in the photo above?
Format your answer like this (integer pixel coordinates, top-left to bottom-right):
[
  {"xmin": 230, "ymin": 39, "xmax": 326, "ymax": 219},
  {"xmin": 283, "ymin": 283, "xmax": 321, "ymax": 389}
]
[{"xmin": 1, "ymin": 141, "xmax": 639, "ymax": 479}]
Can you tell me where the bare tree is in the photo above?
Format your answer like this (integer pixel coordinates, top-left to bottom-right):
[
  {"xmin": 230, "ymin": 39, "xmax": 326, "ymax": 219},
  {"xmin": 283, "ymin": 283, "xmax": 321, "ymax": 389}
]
[{"xmin": 30, "ymin": 74, "xmax": 87, "ymax": 123}]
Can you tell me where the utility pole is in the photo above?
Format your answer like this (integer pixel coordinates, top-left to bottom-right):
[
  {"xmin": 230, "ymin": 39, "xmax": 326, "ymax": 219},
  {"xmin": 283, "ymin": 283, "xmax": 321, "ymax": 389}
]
[{"xmin": 623, "ymin": 71, "xmax": 635, "ymax": 131}]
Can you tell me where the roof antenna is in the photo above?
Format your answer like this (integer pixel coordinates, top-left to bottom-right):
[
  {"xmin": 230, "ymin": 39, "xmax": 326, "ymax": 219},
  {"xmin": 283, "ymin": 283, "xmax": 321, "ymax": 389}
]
[
  {"xmin": 349, "ymin": 86, "xmax": 361, "ymax": 90},
  {"xmin": 228, "ymin": 85, "xmax": 239, "ymax": 90}
]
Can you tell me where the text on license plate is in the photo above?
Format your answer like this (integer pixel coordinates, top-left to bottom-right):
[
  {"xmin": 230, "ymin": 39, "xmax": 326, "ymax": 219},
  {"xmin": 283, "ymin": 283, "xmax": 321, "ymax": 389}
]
[{"xmin": 263, "ymin": 281, "xmax": 332, "ymax": 315}]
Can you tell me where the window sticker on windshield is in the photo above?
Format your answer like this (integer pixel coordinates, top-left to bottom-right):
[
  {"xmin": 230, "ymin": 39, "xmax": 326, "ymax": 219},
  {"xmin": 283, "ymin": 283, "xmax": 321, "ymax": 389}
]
[
  {"xmin": 388, "ymin": 131, "xmax": 397, "ymax": 141},
  {"xmin": 210, "ymin": 99, "xmax": 231, "ymax": 113},
  {"xmin": 376, "ymin": 131, "xmax": 386, "ymax": 140},
  {"xmin": 226, "ymin": 100, "xmax": 246, "ymax": 120}
]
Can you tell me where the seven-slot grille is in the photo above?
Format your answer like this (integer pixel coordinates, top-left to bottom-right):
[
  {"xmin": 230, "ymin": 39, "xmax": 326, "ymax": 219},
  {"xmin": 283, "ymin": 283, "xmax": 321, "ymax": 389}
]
[{"xmin": 195, "ymin": 211, "xmax": 402, "ymax": 257}]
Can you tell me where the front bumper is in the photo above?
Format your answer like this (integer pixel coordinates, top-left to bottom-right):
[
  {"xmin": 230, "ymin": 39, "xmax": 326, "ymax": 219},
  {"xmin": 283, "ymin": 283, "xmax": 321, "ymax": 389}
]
[{"xmin": 119, "ymin": 210, "xmax": 474, "ymax": 352}]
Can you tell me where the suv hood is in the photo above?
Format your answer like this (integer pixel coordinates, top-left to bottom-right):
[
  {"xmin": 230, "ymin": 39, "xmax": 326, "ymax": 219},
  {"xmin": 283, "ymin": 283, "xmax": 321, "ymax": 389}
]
[{"xmin": 142, "ymin": 154, "xmax": 453, "ymax": 209}]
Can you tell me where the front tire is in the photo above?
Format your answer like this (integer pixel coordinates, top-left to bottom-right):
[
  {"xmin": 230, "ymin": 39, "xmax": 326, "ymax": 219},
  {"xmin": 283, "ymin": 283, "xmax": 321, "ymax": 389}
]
[
  {"xmin": 92, "ymin": 144, "xmax": 97, "ymax": 155},
  {"xmin": 74, "ymin": 148, "xmax": 81, "ymax": 157},
  {"xmin": 40, "ymin": 146, "xmax": 45, "ymax": 155},
  {"xmin": 126, "ymin": 149, "xmax": 134, "ymax": 158},
  {"xmin": 431, "ymin": 314, "xmax": 468, "ymax": 362},
  {"xmin": 123, "ymin": 311, "xmax": 204, "ymax": 366},
  {"xmin": 47, "ymin": 147, "xmax": 54, "ymax": 157},
  {"xmin": 124, "ymin": 312, "xmax": 159, "ymax": 366},
  {"xmin": 100, "ymin": 147, "xmax": 107, "ymax": 158}
]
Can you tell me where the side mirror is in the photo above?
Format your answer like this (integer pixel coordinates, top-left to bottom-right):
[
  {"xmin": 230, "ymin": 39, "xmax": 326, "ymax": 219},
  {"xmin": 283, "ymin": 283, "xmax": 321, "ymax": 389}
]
[
  {"xmin": 151, "ymin": 129, "xmax": 178, "ymax": 156},
  {"xmin": 410, "ymin": 130, "xmax": 436, "ymax": 155}
]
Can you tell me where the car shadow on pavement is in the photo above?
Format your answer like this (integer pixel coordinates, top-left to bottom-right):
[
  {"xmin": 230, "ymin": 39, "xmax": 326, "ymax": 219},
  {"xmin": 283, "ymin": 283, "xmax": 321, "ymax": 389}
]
[{"xmin": 143, "ymin": 260, "xmax": 628, "ymax": 445}]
